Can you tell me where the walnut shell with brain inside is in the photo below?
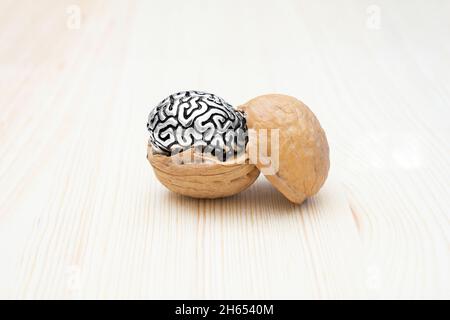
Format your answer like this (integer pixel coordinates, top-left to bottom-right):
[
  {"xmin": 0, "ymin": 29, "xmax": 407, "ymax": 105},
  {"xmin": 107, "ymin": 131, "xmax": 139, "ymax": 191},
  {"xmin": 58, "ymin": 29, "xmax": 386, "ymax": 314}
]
[
  {"xmin": 146, "ymin": 91, "xmax": 329, "ymax": 203},
  {"xmin": 146, "ymin": 91, "xmax": 259, "ymax": 199}
]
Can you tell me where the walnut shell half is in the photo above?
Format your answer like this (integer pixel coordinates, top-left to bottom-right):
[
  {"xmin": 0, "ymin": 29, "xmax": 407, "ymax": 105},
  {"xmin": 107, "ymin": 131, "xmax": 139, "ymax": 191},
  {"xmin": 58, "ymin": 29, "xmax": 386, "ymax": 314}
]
[
  {"xmin": 239, "ymin": 94, "xmax": 330, "ymax": 204},
  {"xmin": 147, "ymin": 146, "xmax": 260, "ymax": 199}
]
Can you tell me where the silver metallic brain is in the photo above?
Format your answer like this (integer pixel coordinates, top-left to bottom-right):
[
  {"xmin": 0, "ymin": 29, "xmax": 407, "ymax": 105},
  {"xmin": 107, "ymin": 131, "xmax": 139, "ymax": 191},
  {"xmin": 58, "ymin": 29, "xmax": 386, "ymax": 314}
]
[{"xmin": 147, "ymin": 91, "xmax": 248, "ymax": 161}]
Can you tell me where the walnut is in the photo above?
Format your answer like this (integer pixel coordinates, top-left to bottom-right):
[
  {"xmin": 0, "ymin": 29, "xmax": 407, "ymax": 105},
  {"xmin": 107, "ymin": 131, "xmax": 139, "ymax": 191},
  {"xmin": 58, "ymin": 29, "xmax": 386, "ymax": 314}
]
[
  {"xmin": 239, "ymin": 94, "xmax": 330, "ymax": 204},
  {"xmin": 146, "ymin": 91, "xmax": 329, "ymax": 203}
]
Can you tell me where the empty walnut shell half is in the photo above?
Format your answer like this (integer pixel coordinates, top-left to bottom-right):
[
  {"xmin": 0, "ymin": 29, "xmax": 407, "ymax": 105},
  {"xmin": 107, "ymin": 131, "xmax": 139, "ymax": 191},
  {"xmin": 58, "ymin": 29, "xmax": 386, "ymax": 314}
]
[
  {"xmin": 239, "ymin": 94, "xmax": 330, "ymax": 204},
  {"xmin": 147, "ymin": 147, "xmax": 260, "ymax": 198}
]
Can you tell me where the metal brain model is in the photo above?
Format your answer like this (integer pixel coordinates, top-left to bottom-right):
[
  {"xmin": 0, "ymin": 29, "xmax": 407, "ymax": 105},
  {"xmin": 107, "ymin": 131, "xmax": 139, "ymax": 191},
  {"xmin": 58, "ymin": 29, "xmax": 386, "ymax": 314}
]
[{"xmin": 147, "ymin": 91, "xmax": 248, "ymax": 161}]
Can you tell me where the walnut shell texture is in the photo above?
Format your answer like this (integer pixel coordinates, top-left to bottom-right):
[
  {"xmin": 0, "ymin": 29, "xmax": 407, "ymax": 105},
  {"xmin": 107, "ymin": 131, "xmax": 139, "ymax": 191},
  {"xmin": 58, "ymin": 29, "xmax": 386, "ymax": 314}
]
[
  {"xmin": 239, "ymin": 94, "xmax": 330, "ymax": 204},
  {"xmin": 147, "ymin": 146, "xmax": 260, "ymax": 199}
]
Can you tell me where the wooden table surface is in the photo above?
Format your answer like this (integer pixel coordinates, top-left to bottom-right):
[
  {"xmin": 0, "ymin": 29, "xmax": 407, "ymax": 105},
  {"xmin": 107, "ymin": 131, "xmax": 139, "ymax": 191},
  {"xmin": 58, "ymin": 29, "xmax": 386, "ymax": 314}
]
[{"xmin": 0, "ymin": 0, "xmax": 449, "ymax": 299}]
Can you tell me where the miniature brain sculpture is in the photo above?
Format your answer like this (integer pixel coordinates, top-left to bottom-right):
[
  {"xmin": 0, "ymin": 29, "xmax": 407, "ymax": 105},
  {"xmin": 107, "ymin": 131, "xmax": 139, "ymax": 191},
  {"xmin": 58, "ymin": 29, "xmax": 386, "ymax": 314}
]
[{"xmin": 147, "ymin": 91, "xmax": 248, "ymax": 161}]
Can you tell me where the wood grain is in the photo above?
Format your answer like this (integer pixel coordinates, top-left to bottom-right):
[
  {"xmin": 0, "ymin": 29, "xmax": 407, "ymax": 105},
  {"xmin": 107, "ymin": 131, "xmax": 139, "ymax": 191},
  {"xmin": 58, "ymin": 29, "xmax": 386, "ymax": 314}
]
[{"xmin": 0, "ymin": 0, "xmax": 449, "ymax": 299}]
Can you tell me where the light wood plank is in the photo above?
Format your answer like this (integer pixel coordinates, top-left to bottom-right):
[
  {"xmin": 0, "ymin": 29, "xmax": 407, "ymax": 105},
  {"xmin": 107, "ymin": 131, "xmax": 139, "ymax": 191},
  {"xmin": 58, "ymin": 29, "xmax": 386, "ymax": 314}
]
[{"xmin": 0, "ymin": 0, "xmax": 448, "ymax": 299}]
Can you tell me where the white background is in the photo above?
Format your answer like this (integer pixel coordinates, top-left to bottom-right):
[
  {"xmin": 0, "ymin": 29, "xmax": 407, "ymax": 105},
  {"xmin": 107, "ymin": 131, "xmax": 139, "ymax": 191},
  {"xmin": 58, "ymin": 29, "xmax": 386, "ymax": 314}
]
[{"xmin": 0, "ymin": 0, "xmax": 449, "ymax": 299}]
